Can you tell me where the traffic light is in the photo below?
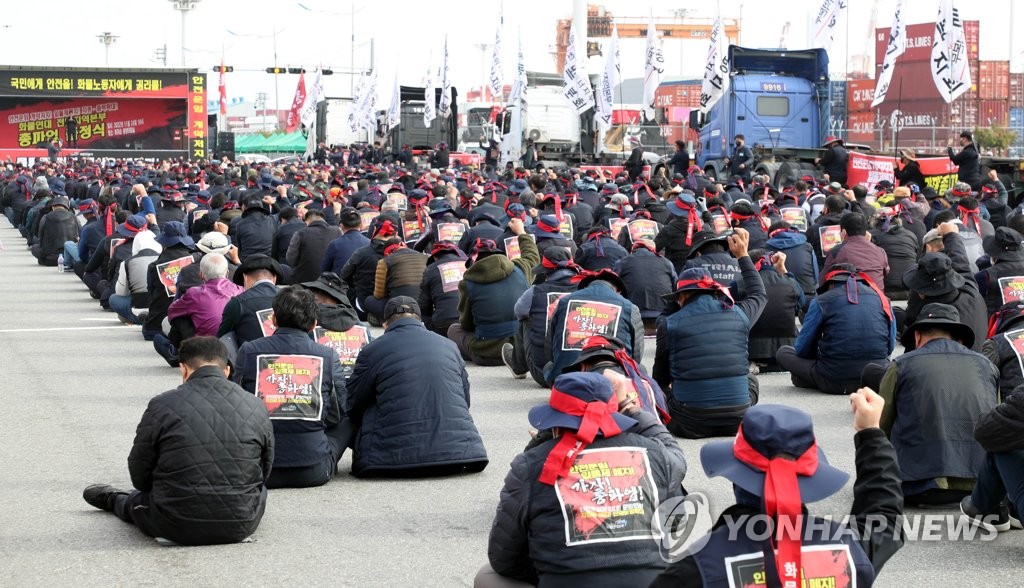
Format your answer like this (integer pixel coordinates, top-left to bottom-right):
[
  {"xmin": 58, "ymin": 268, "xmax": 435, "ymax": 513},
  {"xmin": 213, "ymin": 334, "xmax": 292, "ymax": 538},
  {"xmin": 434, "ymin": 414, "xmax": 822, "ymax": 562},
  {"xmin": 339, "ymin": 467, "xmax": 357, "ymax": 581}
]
[
  {"xmin": 321, "ymin": 69, "xmax": 333, "ymax": 75},
  {"xmin": 266, "ymin": 67, "xmax": 285, "ymax": 74},
  {"xmin": 213, "ymin": 65, "xmax": 234, "ymax": 73},
  {"xmin": 287, "ymin": 67, "xmax": 305, "ymax": 74}
]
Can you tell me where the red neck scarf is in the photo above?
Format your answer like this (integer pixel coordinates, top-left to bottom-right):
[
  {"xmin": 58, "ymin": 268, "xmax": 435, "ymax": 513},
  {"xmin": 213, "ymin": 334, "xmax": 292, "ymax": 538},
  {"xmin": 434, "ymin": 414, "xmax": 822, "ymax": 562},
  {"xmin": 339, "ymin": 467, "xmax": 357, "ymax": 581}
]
[
  {"xmin": 958, "ymin": 205, "xmax": 981, "ymax": 234},
  {"xmin": 672, "ymin": 196, "xmax": 703, "ymax": 246},
  {"xmin": 538, "ymin": 387, "xmax": 623, "ymax": 485},
  {"xmin": 732, "ymin": 429, "xmax": 819, "ymax": 588}
]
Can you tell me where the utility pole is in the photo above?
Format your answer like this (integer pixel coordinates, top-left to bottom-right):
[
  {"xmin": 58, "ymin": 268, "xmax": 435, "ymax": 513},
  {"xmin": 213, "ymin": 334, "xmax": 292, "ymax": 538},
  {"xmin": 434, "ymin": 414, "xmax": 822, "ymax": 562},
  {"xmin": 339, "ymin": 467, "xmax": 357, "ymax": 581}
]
[
  {"xmin": 154, "ymin": 44, "xmax": 167, "ymax": 66},
  {"xmin": 168, "ymin": 0, "xmax": 202, "ymax": 67},
  {"xmin": 97, "ymin": 32, "xmax": 118, "ymax": 66}
]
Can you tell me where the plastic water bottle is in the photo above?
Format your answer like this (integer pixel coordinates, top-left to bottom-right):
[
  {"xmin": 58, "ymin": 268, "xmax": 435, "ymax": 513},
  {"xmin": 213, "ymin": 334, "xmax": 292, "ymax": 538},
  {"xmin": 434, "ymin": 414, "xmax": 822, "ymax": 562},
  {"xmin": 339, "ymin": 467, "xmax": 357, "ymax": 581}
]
[{"xmin": 57, "ymin": 254, "xmax": 64, "ymax": 272}]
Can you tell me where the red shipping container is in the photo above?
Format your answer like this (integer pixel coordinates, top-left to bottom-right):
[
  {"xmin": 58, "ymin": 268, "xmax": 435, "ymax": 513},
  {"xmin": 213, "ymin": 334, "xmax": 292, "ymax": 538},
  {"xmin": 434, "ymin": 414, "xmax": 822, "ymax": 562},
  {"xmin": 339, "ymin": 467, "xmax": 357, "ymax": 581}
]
[
  {"xmin": 978, "ymin": 61, "xmax": 1011, "ymax": 100},
  {"xmin": 979, "ymin": 99, "xmax": 1010, "ymax": 126},
  {"xmin": 847, "ymin": 79, "xmax": 877, "ymax": 112},
  {"xmin": 847, "ymin": 111, "xmax": 877, "ymax": 144},
  {"xmin": 868, "ymin": 60, "xmax": 978, "ymax": 103},
  {"xmin": 1010, "ymin": 73, "xmax": 1024, "ymax": 104},
  {"xmin": 654, "ymin": 81, "xmax": 702, "ymax": 109},
  {"xmin": 875, "ymin": 21, "xmax": 979, "ymax": 67}
]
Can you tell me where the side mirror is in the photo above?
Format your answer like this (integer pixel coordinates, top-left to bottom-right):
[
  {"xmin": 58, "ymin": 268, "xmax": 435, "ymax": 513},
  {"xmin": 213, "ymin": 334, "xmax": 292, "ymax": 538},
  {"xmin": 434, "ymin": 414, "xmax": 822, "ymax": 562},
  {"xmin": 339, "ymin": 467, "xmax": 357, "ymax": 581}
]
[
  {"xmin": 689, "ymin": 110, "xmax": 706, "ymax": 129},
  {"xmin": 501, "ymin": 111, "xmax": 512, "ymax": 135}
]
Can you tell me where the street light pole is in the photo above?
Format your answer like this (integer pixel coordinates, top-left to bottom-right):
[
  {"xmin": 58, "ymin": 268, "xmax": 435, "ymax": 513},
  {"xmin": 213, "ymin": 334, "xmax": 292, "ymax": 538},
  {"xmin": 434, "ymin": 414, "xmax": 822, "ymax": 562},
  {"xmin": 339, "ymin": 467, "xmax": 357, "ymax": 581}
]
[
  {"xmin": 96, "ymin": 32, "xmax": 119, "ymax": 66},
  {"xmin": 168, "ymin": 0, "xmax": 202, "ymax": 67}
]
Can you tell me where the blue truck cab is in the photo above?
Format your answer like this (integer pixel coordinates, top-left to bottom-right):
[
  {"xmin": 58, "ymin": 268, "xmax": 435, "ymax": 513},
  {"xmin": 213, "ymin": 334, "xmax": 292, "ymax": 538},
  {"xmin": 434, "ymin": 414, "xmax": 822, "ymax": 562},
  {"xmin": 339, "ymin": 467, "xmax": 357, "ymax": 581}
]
[{"xmin": 692, "ymin": 46, "xmax": 830, "ymax": 179}]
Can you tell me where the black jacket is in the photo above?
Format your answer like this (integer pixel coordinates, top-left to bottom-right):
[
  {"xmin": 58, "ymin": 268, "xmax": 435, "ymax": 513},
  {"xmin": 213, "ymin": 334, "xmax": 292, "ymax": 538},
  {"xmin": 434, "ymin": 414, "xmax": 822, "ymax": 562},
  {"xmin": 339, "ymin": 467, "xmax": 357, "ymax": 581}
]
[
  {"xmin": 975, "ymin": 384, "xmax": 1024, "ymax": 453},
  {"xmin": 345, "ymin": 317, "xmax": 487, "ymax": 477},
  {"xmin": 949, "ymin": 142, "xmax": 981, "ymax": 188},
  {"xmin": 127, "ymin": 366, "xmax": 273, "ymax": 545},
  {"xmin": 272, "ymin": 219, "xmax": 305, "ymax": 263},
  {"xmin": 651, "ymin": 428, "xmax": 904, "ymax": 588},
  {"xmin": 286, "ymin": 220, "xmax": 342, "ymax": 284},
  {"xmin": 231, "ymin": 207, "xmax": 276, "ymax": 263},
  {"xmin": 340, "ymin": 239, "xmax": 387, "ymax": 302},
  {"xmin": 654, "ymin": 215, "xmax": 697, "ymax": 273},
  {"xmin": 419, "ymin": 250, "xmax": 465, "ymax": 332},
  {"xmin": 145, "ymin": 245, "xmax": 202, "ymax": 334},
  {"xmin": 487, "ymin": 410, "xmax": 686, "ymax": 587},
  {"xmin": 821, "ymin": 144, "xmax": 849, "ymax": 184}
]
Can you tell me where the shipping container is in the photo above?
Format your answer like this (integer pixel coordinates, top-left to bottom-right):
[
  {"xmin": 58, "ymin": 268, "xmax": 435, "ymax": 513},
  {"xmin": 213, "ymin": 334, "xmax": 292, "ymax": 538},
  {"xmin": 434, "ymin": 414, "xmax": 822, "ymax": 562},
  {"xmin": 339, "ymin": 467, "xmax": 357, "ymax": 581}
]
[
  {"xmin": 847, "ymin": 79, "xmax": 877, "ymax": 113},
  {"xmin": 875, "ymin": 21, "xmax": 979, "ymax": 67},
  {"xmin": 1011, "ymin": 73, "xmax": 1024, "ymax": 105},
  {"xmin": 847, "ymin": 111, "xmax": 876, "ymax": 144},
  {"xmin": 979, "ymin": 99, "xmax": 1010, "ymax": 127},
  {"xmin": 829, "ymin": 80, "xmax": 847, "ymax": 109},
  {"xmin": 978, "ymin": 61, "xmax": 1011, "ymax": 100},
  {"xmin": 654, "ymin": 80, "xmax": 702, "ymax": 109},
  {"xmin": 1011, "ymin": 106, "xmax": 1024, "ymax": 129},
  {"xmin": 873, "ymin": 60, "xmax": 978, "ymax": 103}
]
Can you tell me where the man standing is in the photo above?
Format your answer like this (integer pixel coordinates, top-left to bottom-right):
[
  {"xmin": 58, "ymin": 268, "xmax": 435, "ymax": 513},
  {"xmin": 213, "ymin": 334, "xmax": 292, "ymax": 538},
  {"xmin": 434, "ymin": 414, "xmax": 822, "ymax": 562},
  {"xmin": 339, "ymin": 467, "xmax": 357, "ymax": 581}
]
[
  {"xmin": 948, "ymin": 130, "xmax": 981, "ymax": 191},
  {"xmin": 82, "ymin": 337, "xmax": 273, "ymax": 545},
  {"xmin": 817, "ymin": 136, "xmax": 849, "ymax": 186},
  {"xmin": 725, "ymin": 134, "xmax": 754, "ymax": 181},
  {"xmin": 346, "ymin": 297, "xmax": 488, "ymax": 478}
]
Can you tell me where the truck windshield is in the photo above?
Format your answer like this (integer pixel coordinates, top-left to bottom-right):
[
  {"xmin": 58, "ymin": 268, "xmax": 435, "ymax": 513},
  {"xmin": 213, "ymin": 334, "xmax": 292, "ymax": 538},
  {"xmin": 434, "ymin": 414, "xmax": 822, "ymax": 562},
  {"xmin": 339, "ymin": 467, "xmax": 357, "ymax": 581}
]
[{"xmin": 756, "ymin": 96, "xmax": 789, "ymax": 117}]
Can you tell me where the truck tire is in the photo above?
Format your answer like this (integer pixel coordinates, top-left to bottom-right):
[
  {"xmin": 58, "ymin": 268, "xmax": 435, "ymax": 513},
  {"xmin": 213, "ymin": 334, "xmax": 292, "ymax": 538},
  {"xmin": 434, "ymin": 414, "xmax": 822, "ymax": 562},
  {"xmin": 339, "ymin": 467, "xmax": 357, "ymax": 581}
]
[
  {"xmin": 755, "ymin": 162, "xmax": 781, "ymax": 187},
  {"xmin": 774, "ymin": 161, "xmax": 803, "ymax": 189}
]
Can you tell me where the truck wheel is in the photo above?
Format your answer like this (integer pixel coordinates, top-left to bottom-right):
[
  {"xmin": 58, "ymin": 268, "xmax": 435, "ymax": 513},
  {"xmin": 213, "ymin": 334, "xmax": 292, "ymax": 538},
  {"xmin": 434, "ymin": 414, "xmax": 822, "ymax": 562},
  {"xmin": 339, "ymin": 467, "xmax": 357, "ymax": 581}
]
[{"xmin": 774, "ymin": 161, "xmax": 802, "ymax": 190}]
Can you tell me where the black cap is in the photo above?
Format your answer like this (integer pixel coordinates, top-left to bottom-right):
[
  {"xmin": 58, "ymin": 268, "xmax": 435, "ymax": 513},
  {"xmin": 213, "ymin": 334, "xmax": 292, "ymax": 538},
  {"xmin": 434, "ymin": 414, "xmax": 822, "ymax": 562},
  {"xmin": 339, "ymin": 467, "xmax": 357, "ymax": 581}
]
[{"xmin": 384, "ymin": 296, "xmax": 421, "ymax": 322}]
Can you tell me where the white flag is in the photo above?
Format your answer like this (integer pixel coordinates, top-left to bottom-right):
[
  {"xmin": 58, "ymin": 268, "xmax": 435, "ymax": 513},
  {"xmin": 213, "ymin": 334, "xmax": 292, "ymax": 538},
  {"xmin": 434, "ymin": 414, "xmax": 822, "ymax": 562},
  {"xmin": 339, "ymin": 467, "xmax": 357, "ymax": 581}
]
[
  {"xmin": 699, "ymin": 14, "xmax": 730, "ymax": 114},
  {"xmin": 354, "ymin": 70, "xmax": 378, "ymax": 132},
  {"xmin": 563, "ymin": 21, "xmax": 595, "ymax": 114},
  {"xmin": 508, "ymin": 34, "xmax": 526, "ymax": 105},
  {"xmin": 386, "ymin": 71, "xmax": 401, "ymax": 133},
  {"xmin": 489, "ymin": 24, "xmax": 504, "ymax": 100},
  {"xmin": 812, "ymin": 0, "xmax": 847, "ymax": 51},
  {"xmin": 931, "ymin": 0, "xmax": 971, "ymax": 103},
  {"xmin": 596, "ymin": 25, "xmax": 620, "ymax": 132},
  {"xmin": 348, "ymin": 74, "xmax": 366, "ymax": 133},
  {"xmin": 423, "ymin": 58, "xmax": 436, "ymax": 127},
  {"xmin": 872, "ymin": 0, "xmax": 906, "ymax": 108},
  {"xmin": 642, "ymin": 12, "xmax": 664, "ymax": 120},
  {"xmin": 300, "ymin": 68, "xmax": 325, "ymax": 129},
  {"xmin": 439, "ymin": 36, "xmax": 452, "ymax": 118}
]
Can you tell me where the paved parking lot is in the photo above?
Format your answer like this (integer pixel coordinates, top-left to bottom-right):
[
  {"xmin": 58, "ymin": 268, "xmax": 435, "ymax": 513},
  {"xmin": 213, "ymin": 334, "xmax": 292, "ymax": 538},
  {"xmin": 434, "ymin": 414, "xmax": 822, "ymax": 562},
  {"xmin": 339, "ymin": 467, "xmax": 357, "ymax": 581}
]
[{"xmin": 0, "ymin": 219, "xmax": 1020, "ymax": 586}]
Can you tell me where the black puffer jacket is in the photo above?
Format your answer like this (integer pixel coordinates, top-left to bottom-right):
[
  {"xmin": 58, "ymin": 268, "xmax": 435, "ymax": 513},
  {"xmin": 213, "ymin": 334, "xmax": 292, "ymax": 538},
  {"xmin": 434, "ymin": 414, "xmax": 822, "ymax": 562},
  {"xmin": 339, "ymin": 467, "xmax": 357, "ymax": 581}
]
[
  {"xmin": 975, "ymin": 384, "xmax": 1024, "ymax": 453},
  {"xmin": 419, "ymin": 249, "xmax": 466, "ymax": 333},
  {"xmin": 487, "ymin": 410, "xmax": 686, "ymax": 587},
  {"xmin": 340, "ymin": 239, "xmax": 387, "ymax": 303},
  {"xmin": 345, "ymin": 317, "xmax": 488, "ymax": 477},
  {"xmin": 127, "ymin": 366, "xmax": 273, "ymax": 545}
]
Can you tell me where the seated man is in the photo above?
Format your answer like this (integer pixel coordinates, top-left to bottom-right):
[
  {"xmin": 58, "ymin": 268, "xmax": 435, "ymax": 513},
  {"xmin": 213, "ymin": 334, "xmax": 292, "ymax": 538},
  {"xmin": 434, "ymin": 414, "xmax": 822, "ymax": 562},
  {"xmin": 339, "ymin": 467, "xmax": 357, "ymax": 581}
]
[
  {"xmin": 564, "ymin": 335, "xmax": 669, "ymax": 421},
  {"xmin": 777, "ymin": 265, "xmax": 895, "ymax": 395},
  {"xmin": 975, "ymin": 226, "xmax": 1024, "ymax": 316},
  {"xmin": 983, "ymin": 301, "xmax": 1024, "ymax": 397},
  {"xmin": 869, "ymin": 209, "xmax": 920, "ymax": 300},
  {"xmin": 159, "ymin": 253, "xmax": 244, "ymax": 364},
  {"xmin": 821, "ymin": 212, "xmax": 889, "ymax": 289},
  {"xmin": 877, "ymin": 303, "xmax": 998, "ymax": 506},
  {"xmin": 613, "ymin": 239, "xmax": 677, "ymax": 335},
  {"xmin": 546, "ymin": 268, "xmax": 644, "ymax": 384},
  {"xmin": 503, "ymin": 246, "xmax": 581, "ymax": 386},
  {"xmin": 479, "ymin": 372, "xmax": 685, "ymax": 587},
  {"xmin": 32, "ymin": 195, "xmax": 79, "ymax": 266},
  {"xmin": 962, "ymin": 382, "xmax": 1024, "ymax": 532},
  {"xmin": 346, "ymin": 297, "xmax": 488, "ymax": 478},
  {"xmin": 364, "ymin": 237, "xmax": 428, "ymax": 319},
  {"xmin": 217, "ymin": 254, "xmax": 282, "ymax": 353},
  {"xmin": 653, "ymin": 228, "xmax": 767, "ymax": 438},
  {"xmin": 234, "ymin": 287, "xmax": 350, "ymax": 489},
  {"xmin": 682, "ymin": 230, "xmax": 740, "ymax": 287},
  {"xmin": 651, "ymin": 392, "xmax": 904, "ymax": 588},
  {"xmin": 82, "ymin": 337, "xmax": 273, "ymax": 545},
  {"xmin": 109, "ymin": 230, "xmax": 161, "ymax": 326},
  {"xmin": 419, "ymin": 242, "xmax": 468, "ymax": 336},
  {"xmin": 743, "ymin": 250, "xmax": 803, "ymax": 373},
  {"xmin": 574, "ymin": 226, "xmax": 628, "ymax": 271},
  {"xmin": 448, "ymin": 219, "xmax": 539, "ymax": 366}
]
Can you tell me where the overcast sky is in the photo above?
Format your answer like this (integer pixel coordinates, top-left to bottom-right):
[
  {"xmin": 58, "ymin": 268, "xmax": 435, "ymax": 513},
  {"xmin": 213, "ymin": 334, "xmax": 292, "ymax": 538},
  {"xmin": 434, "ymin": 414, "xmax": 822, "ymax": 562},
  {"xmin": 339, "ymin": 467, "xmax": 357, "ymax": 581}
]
[{"xmin": 6, "ymin": 0, "xmax": 1022, "ymax": 110}]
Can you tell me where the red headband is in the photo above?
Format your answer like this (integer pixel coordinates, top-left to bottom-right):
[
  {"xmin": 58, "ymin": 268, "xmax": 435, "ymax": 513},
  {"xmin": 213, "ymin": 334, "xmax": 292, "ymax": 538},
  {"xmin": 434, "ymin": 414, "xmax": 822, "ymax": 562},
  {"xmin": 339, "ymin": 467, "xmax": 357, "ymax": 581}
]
[
  {"xmin": 733, "ymin": 428, "xmax": 819, "ymax": 587},
  {"xmin": 538, "ymin": 387, "xmax": 622, "ymax": 485},
  {"xmin": 674, "ymin": 276, "xmax": 735, "ymax": 307}
]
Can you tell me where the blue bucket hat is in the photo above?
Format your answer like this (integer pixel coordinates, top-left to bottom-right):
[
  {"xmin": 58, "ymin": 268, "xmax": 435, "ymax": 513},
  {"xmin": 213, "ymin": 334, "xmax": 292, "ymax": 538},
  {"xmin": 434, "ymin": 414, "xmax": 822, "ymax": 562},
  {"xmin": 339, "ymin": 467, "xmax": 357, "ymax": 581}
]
[
  {"xmin": 155, "ymin": 221, "xmax": 195, "ymax": 249},
  {"xmin": 528, "ymin": 372, "xmax": 638, "ymax": 434},
  {"xmin": 700, "ymin": 404, "xmax": 849, "ymax": 503},
  {"xmin": 532, "ymin": 214, "xmax": 563, "ymax": 239},
  {"xmin": 116, "ymin": 214, "xmax": 149, "ymax": 237}
]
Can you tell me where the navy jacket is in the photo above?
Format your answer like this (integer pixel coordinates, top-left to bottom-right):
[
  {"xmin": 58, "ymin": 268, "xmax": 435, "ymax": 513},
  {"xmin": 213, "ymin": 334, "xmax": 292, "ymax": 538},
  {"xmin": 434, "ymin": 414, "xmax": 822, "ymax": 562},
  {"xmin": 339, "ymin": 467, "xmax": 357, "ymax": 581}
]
[
  {"xmin": 345, "ymin": 317, "xmax": 488, "ymax": 476},
  {"xmin": 321, "ymin": 230, "xmax": 370, "ymax": 275},
  {"xmin": 235, "ymin": 327, "xmax": 346, "ymax": 469}
]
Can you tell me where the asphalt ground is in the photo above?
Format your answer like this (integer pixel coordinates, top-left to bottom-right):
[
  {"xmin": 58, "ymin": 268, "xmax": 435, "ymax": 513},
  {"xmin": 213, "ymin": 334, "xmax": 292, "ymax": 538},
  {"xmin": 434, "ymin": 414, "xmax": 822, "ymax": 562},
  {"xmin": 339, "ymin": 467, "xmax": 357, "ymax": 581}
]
[{"xmin": 1, "ymin": 217, "xmax": 1021, "ymax": 587}]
